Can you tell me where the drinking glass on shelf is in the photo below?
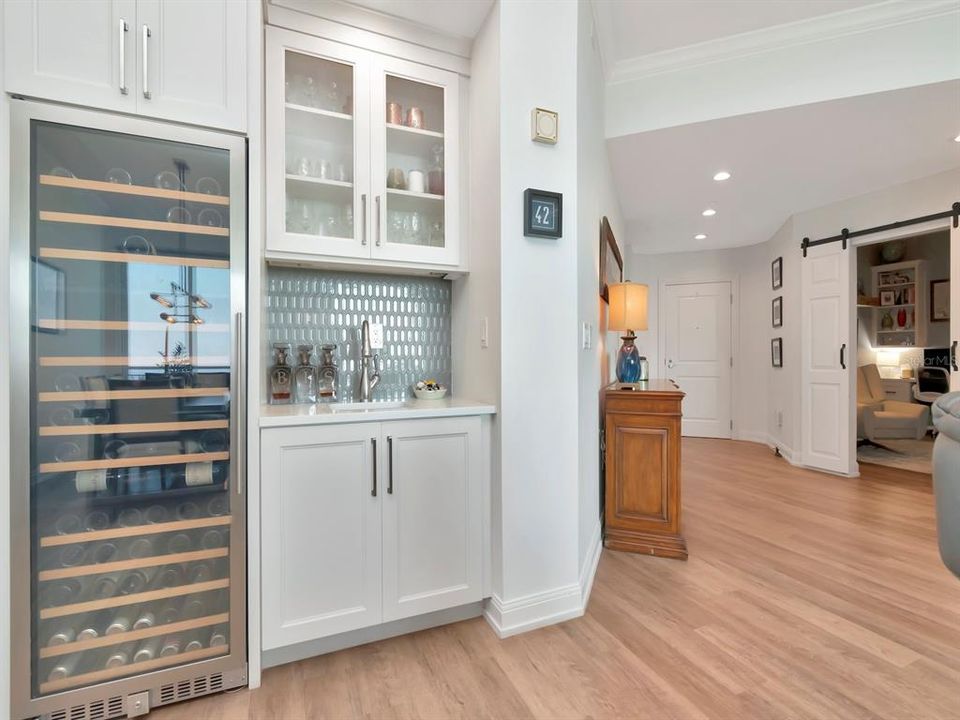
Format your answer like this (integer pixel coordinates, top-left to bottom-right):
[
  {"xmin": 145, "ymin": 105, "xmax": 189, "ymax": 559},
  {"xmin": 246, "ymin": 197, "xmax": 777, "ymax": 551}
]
[
  {"xmin": 121, "ymin": 235, "xmax": 157, "ymax": 255},
  {"xmin": 197, "ymin": 208, "xmax": 224, "ymax": 227},
  {"xmin": 389, "ymin": 210, "xmax": 405, "ymax": 243},
  {"xmin": 429, "ymin": 221, "xmax": 444, "ymax": 247},
  {"xmin": 321, "ymin": 213, "xmax": 340, "ymax": 238},
  {"xmin": 166, "ymin": 206, "xmax": 192, "ymax": 224},
  {"xmin": 334, "ymin": 162, "xmax": 349, "ymax": 182},
  {"xmin": 195, "ymin": 177, "xmax": 221, "ymax": 195},
  {"xmin": 325, "ymin": 80, "xmax": 343, "ymax": 113},
  {"xmin": 50, "ymin": 166, "xmax": 76, "ymax": 178},
  {"xmin": 315, "ymin": 159, "xmax": 332, "ymax": 180},
  {"xmin": 155, "ymin": 170, "xmax": 183, "ymax": 190},
  {"xmin": 105, "ymin": 168, "xmax": 132, "ymax": 185}
]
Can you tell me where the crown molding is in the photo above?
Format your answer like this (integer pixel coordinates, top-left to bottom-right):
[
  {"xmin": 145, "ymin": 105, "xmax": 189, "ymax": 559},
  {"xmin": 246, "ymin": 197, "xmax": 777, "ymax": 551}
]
[
  {"xmin": 267, "ymin": 0, "xmax": 473, "ymax": 67},
  {"xmin": 608, "ymin": 0, "xmax": 960, "ymax": 85}
]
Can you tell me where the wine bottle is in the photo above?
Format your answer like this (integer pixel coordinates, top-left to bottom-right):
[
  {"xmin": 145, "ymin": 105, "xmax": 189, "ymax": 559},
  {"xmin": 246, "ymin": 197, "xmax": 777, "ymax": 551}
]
[
  {"xmin": 206, "ymin": 495, "xmax": 228, "ymax": 517},
  {"xmin": 57, "ymin": 544, "xmax": 87, "ymax": 569},
  {"xmin": 104, "ymin": 643, "xmax": 135, "ymax": 669},
  {"xmin": 105, "ymin": 611, "xmax": 132, "ymax": 635},
  {"xmin": 209, "ymin": 628, "xmax": 228, "ymax": 648},
  {"xmin": 41, "ymin": 579, "xmax": 82, "ymax": 608},
  {"xmin": 159, "ymin": 635, "xmax": 181, "ymax": 657},
  {"xmin": 133, "ymin": 610, "xmax": 155, "ymax": 631},
  {"xmin": 46, "ymin": 626, "xmax": 76, "ymax": 647},
  {"xmin": 126, "ymin": 537, "xmax": 154, "ymax": 560},
  {"xmin": 183, "ymin": 631, "xmax": 204, "ymax": 653},
  {"xmin": 151, "ymin": 565, "xmax": 183, "ymax": 590},
  {"xmin": 89, "ymin": 575, "xmax": 118, "ymax": 600},
  {"xmin": 199, "ymin": 529, "xmax": 224, "ymax": 550},
  {"xmin": 176, "ymin": 501, "xmax": 201, "ymax": 521},
  {"xmin": 187, "ymin": 561, "xmax": 214, "ymax": 584},
  {"xmin": 89, "ymin": 541, "xmax": 119, "ymax": 565},
  {"xmin": 182, "ymin": 596, "xmax": 206, "ymax": 620},
  {"xmin": 47, "ymin": 653, "xmax": 80, "ymax": 682},
  {"xmin": 163, "ymin": 532, "xmax": 192, "ymax": 555},
  {"xmin": 133, "ymin": 637, "xmax": 161, "ymax": 663},
  {"xmin": 117, "ymin": 507, "xmax": 143, "ymax": 527},
  {"xmin": 157, "ymin": 599, "xmax": 182, "ymax": 625},
  {"xmin": 144, "ymin": 504, "xmax": 168, "ymax": 524},
  {"xmin": 52, "ymin": 513, "xmax": 82, "ymax": 536},
  {"xmin": 118, "ymin": 569, "xmax": 152, "ymax": 596},
  {"xmin": 77, "ymin": 611, "xmax": 110, "ymax": 641}
]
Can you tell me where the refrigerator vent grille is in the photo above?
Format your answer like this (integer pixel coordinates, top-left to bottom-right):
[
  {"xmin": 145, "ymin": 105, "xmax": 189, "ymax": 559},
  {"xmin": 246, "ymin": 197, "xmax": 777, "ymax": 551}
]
[
  {"xmin": 159, "ymin": 672, "xmax": 224, "ymax": 705},
  {"xmin": 44, "ymin": 695, "xmax": 124, "ymax": 720}
]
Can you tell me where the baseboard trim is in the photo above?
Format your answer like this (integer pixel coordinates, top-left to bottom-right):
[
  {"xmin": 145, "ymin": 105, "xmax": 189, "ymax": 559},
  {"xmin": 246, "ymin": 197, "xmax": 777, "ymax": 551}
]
[
  {"xmin": 579, "ymin": 520, "xmax": 603, "ymax": 607},
  {"xmin": 484, "ymin": 525, "xmax": 603, "ymax": 639}
]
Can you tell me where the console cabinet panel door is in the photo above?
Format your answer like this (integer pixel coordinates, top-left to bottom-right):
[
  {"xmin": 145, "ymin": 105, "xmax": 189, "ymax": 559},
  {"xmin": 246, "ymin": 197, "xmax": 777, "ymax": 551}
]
[
  {"xmin": 3, "ymin": 0, "xmax": 137, "ymax": 113},
  {"xmin": 261, "ymin": 425, "xmax": 382, "ymax": 649},
  {"xmin": 382, "ymin": 417, "xmax": 481, "ymax": 621},
  {"xmin": 137, "ymin": 0, "xmax": 246, "ymax": 131}
]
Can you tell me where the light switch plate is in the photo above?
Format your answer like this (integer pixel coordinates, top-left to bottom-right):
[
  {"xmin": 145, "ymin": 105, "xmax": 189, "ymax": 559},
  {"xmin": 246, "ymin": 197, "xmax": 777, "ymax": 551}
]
[
  {"xmin": 369, "ymin": 323, "xmax": 384, "ymax": 349},
  {"xmin": 581, "ymin": 322, "xmax": 592, "ymax": 349}
]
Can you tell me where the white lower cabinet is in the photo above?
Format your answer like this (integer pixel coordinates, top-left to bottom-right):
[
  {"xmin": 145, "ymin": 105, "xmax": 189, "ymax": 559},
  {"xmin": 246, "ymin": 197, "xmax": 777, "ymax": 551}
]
[{"xmin": 261, "ymin": 416, "xmax": 483, "ymax": 651}]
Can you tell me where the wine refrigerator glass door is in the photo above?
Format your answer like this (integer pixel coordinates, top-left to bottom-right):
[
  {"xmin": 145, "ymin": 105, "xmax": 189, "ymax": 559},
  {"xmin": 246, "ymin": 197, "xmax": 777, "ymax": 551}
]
[{"xmin": 10, "ymin": 101, "xmax": 246, "ymax": 718}]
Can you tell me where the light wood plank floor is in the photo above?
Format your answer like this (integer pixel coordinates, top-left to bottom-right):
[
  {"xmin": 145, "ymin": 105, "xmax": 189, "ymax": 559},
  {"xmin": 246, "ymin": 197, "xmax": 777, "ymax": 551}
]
[{"xmin": 154, "ymin": 438, "xmax": 960, "ymax": 719}]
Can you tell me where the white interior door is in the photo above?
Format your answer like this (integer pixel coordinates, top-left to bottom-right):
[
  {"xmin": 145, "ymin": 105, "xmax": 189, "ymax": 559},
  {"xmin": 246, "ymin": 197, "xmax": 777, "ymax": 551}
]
[
  {"xmin": 801, "ymin": 242, "xmax": 854, "ymax": 474},
  {"xmin": 952, "ymin": 221, "xmax": 960, "ymax": 391},
  {"xmin": 662, "ymin": 281, "xmax": 732, "ymax": 438}
]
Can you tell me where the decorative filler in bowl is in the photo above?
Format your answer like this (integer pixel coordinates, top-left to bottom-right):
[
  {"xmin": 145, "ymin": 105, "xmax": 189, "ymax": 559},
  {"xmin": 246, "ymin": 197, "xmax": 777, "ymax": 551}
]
[{"xmin": 414, "ymin": 379, "xmax": 448, "ymax": 400}]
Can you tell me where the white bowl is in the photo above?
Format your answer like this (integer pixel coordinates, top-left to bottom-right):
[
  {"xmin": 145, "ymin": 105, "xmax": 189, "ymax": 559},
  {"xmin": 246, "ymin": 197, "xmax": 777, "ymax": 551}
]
[{"xmin": 413, "ymin": 386, "xmax": 448, "ymax": 400}]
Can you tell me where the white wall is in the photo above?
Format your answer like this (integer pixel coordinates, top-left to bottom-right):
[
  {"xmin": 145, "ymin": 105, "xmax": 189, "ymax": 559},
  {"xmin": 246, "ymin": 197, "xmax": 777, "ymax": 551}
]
[
  {"xmin": 493, "ymin": 0, "xmax": 581, "ymax": 629},
  {"xmin": 456, "ymin": 0, "xmax": 502, "ymax": 593},
  {"xmin": 606, "ymin": 2, "xmax": 960, "ymax": 137},
  {"xmin": 1, "ymin": 2, "xmax": 10, "ymax": 714},
  {"xmin": 575, "ymin": 0, "xmax": 621, "ymax": 588}
]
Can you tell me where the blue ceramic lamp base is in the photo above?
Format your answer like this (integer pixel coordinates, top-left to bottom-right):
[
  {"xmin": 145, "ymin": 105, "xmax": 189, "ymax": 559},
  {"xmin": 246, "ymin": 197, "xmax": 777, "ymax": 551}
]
[{"xmin": 616, "ymin": 333, "xmax": 647, "ymax": 383}]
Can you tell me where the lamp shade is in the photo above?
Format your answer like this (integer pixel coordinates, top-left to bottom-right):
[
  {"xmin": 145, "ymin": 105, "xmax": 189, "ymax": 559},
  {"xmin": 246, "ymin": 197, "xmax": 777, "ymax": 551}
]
[{"xmin": 608, "ymin": 282, "xmax": 649, "ymax": 332}]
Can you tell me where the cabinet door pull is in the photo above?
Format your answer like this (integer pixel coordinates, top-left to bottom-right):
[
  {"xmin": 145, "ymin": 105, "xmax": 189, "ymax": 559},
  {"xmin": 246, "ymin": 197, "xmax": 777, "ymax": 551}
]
[
  {"xmin": 371, "ymin": 437, "xmax": 378, "ymax": 497},
  {"xmin": 361, "ymin": 194, "xmax": 368, "ymax": 246},
  {"xmin": 119, "ymin": 19, "xmax": 129, "ymax": 95},
  {"xmin": 142, "ymin": 25, "xmax": 152, "ymax": 99},
  {"xmin": 387, "ymin": 436, "xmax": 393, "ymax": 494},
  {"xmin": 375, "ymin": 195, "xmax": 381, "ymax": 246}
]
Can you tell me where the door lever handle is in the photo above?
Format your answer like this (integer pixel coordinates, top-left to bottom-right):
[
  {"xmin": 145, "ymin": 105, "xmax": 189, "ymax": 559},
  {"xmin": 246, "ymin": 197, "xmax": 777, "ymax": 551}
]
[{"xmin": 840, "ymin": 343, "xmax": 847, "ymax": 370}]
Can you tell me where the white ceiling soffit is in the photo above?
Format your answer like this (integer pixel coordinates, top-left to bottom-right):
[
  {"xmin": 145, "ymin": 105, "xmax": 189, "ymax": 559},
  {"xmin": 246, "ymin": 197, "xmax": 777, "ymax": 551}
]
[
  {"xmin": 340, "ymin": 0, "xmax": 494, "ymax": 42},
  {"xmin": 598, "ymin": 0, "xmax": 957, "ymax": 84},
  {"xmin": 610, "ymin": 80, "xmax": 960, "ymax": 255}
]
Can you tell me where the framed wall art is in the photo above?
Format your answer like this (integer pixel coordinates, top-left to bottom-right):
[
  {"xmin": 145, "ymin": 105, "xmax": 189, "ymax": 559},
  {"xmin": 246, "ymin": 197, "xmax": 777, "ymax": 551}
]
[
  {"xmin": 772, "ymin": 296, "xmax": 783, "ymax": 328},
  {"xmin": 772, "ymin": 337, "xmax": 783, "ymax": 368},
  {"xmin": 772, "ymin": 257, "xmax": 783, "ymax": 290},
  {"xmin": 599, "ymin": 216, "xmax": 623, "ymax": 304}
]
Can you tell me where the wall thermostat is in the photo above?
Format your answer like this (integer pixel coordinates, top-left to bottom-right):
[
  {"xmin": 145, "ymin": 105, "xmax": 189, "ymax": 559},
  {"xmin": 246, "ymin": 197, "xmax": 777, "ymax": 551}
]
[{"xmin": 531, "ymin": 107, "xmax": 558, "ymax": 144}]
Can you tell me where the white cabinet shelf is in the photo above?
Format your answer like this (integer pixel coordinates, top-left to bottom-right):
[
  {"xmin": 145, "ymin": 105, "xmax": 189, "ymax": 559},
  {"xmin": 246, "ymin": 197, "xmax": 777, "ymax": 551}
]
[
  {"xmin": 266, "ymin": 27, "xmax": 461, "ymax": 270},
  {"xmin": 869, "ymin": 260, "xmax": 928, "ymax": 348}
]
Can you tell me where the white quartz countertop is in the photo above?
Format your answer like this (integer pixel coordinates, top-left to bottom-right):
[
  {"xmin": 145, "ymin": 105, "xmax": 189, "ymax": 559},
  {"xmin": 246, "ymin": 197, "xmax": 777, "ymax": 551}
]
[{"xmin": 260, "ymin": 397, "xmax": 497, "ymax": 427}]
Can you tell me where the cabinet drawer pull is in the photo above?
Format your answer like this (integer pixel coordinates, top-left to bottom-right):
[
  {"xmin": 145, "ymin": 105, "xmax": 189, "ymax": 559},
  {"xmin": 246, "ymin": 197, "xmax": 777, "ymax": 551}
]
[
  {"xmin": 371, "ymin": 437, "xmax": 377, "ymax": 497},
  {"xmin": 119, "ymin": 19, "xmax": 129, "ymax": 95},
  {"xmin": 142, "ymin": 25, "xmax": 152, "ymax": 99},
  {"xmin": 387, "ymin": 436, "xmax": 393, "ymax": 494}
]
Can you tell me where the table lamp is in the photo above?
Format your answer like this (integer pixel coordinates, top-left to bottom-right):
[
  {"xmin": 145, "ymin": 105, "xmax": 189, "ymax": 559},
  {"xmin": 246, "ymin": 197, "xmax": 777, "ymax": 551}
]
[{"xmin": 608, "ymin": 282, "xmax": 649, "ymax": 382}]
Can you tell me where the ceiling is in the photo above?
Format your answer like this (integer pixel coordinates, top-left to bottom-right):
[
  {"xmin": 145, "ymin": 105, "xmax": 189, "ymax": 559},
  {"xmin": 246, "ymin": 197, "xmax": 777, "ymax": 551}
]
[
  {"xmin": 594, "ymin": 0, "xmax": 884, "ymax": 65},
  {"xmin": 344, "ymin": 0, "xmax": 494, "ymax": 39},
  {"xmin": 608, "ymin": 80, "xmax": 960, "ymax": 255}
]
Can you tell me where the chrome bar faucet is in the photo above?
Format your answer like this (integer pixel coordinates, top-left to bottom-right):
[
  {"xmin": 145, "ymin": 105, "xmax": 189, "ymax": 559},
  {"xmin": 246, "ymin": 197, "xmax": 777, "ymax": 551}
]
[{"xmin": 358, "ymin": 320, "xmax": 381, "ymax": 401}]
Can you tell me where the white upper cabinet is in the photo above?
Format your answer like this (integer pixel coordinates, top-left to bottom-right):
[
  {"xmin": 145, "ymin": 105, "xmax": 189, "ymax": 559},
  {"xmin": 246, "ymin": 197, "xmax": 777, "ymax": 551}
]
[
  {"xmin": 265, "ymin": 27, "xmax": 463, "ymax": 270},
  {"xmin": 3, "ymin": 0, "xmax": 246, "ymax": 132},
  {"xmin": 4, "ymin": 0, "xmax": 138, "ymax": 113},
  {"xmin": 136, "ymin": 0, "xmax": 246, "ymax": 130}
]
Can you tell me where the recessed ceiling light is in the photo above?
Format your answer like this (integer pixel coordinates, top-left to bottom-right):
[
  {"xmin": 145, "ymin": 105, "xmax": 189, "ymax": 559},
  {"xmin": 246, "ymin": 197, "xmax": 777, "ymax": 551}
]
[
  {"xmin": 694, "ymin": 233, "xmax": 707, "ymax": 240},
  {"xmin": 702, "ymin": 208, "xmax": 716, "ymax": 217},
  {"xmin": 713, "ymin": 171, "xmax": 731, "ymax": 181},
  {"xmin": 955, "ymin": 134, "xmax": 960, "ymax": 143}
]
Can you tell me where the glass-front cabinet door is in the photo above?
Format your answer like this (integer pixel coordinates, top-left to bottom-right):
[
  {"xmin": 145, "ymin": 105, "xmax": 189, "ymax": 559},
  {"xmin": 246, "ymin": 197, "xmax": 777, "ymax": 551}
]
[
  {"xmin": 266, "ymin": 30, "xmax": 370, "ymax": 258},
  {"xmin": 371, "ymin": 57, "xmax": 460, "ymax": 266},
  {"xmin": 10, "ymin": 103, "xmax": 246, "ymax": 718}
]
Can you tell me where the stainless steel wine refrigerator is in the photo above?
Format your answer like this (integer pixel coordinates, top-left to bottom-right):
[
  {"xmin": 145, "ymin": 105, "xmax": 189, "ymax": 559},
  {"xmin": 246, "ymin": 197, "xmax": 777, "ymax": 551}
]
[{"xmin": 9, "ymin": 100, "xmax": 247, "ymax": 720}]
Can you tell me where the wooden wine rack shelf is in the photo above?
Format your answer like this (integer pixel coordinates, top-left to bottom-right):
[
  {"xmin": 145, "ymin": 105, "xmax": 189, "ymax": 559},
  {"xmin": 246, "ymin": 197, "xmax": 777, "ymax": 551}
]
[
  {"xmin": 40, "ymin": 612, "xmax": 230, "ymax": 659},
  {"xmin": 40, "ymin": 578, "xmax": 230, "ymax": 620},
  {"xmin": 39, "ymin": 174, "xmax": 230, "ymax": 205},
  {"xmin": 40, "ymin": 355, "xmax": 231, "ymax": 367},
  {"xmin": 39, "ymin": 419, "xmax": 229, "ymax": 438},
  {"xmin": 39, "ymin": 247, "xmax": 230, "ymax": 269},
  {"xmin": 39, "ymin": 547, "xmax": 230, "ymax": 582},
  {"xmin": 37, "ymin": 450, "xmax": 229, "ymax": 474},
  {"xmin": 39, "ymin": 210, "xmax": 230, "ymax": 236},
  {"xmin": 41, "ymin": 515, "xmax": 232, "ymax": 548},
  {"xmin": 40, "ymin": 644, "xmax": 229, "ymax": 694},
  {"xmin": 39, "ymin": 387, "xmax": 229, "ymax": 402}
]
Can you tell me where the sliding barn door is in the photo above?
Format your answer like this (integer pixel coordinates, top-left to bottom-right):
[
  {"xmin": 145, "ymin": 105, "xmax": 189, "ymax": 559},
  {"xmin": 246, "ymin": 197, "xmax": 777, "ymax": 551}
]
[
  {"xmin": 952, "ymin": 221, "xmax": 960, "ymax": 391},
  {"xmin": 801, "ymin": 242, "xmax": 854, "ymax": 474}
]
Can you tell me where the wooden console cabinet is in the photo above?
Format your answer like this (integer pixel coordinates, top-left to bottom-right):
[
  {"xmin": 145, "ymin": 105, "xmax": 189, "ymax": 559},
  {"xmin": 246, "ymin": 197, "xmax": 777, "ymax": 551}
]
[{"xmin": 603, "ymin": 381, "xmax": 687, "ymax": 559}]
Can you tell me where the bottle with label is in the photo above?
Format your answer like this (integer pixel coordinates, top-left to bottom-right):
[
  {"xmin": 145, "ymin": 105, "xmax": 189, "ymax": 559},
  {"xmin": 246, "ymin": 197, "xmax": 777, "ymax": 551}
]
[
  {"xmin": 269, "ymin": 343, "xmax": 293, "ymax": 404},
  {"xmin": 293, "ymin": 344, "xmax": 318, "ymax": 404},
  {"xmin": 317, "ymin": 344, "xmax": 339, "ymax": 402}
]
